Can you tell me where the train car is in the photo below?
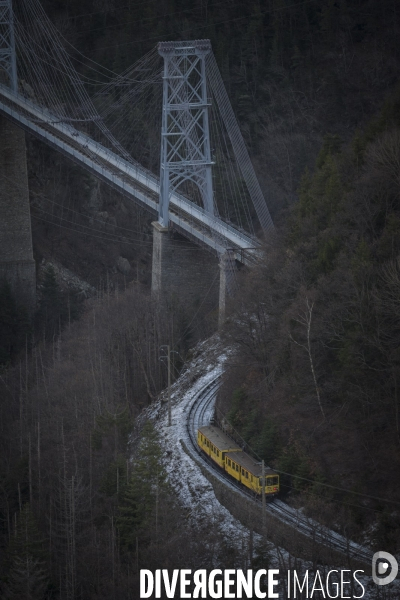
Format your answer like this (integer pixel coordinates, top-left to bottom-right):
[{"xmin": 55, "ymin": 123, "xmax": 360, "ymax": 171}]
[
  {"xmin": 225, "ymin": 451, "xmax": 279, "ymax": 497},
  {"xmin": 197, "ymin": 425, "xmax": 241, "ymax": 468},
  {"xmin": 197, "ymin": 425, "xmax": 279, "ymax": 497}
]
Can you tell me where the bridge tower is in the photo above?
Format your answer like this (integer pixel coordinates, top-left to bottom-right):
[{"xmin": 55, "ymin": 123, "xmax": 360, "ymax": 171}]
[
  {"xmin": 0, "ymin": 0, "xmax": 17, "ymax": 92},
  {"xmin": 152, "ymin": 40, "xmax": 228, "ymax": 331},
  {"xmin": 0, "ymin": 0, "xmax": 36, "ymax": 312},
  {"xmin": 157, "ymin": 40, "xmax": 214, "ymax": 226}
]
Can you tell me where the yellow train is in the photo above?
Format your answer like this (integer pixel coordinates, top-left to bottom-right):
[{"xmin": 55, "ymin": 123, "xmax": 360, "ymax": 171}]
[{"xmin": 197, "ymin": 425, "xmax": 279, "ymax": 497}]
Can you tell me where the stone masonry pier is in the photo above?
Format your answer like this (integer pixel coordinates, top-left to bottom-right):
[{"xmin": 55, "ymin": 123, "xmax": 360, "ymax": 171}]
[
  {"xmin": 0, "ymin": 115, "xmax": 36, "ymax": 312},
  {"xmin": 151, "ymin": 222, "xmax": 224, "ymax": 330}
]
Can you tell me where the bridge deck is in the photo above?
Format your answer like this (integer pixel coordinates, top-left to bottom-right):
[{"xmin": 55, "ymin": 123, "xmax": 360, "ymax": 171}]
[{"xmin": 0, "ymin": 85, "xmax": 259, "ymax": 261}]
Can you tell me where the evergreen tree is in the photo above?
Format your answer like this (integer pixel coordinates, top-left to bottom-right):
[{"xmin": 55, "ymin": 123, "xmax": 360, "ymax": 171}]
[
  {"xmin": 1, "ymin": 504, "xmax": 49, "ymax": 600},
  {"xmin": 35, "ymin": 266, "xmax": 81, "ymax": 340},
  {"xmin": 0, "ymin": 280, "xmax": 29, "ymax": 365},
  {"xmin": 117, "ymin": 421, "xmax": 168, "ymax": 550},
  {"xmin": 35, "ymin": 266, "xmax": 65, "ymax": 339}
]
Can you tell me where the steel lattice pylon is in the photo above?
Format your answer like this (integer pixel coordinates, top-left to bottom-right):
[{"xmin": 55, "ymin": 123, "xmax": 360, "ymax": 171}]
[
  {"xmin": 0, "ymin": 0, "xmax": 17, "ymax": 92},
  {"xmin": 158, "ymin": 40, "xmax": 214, "ymax": 227}
]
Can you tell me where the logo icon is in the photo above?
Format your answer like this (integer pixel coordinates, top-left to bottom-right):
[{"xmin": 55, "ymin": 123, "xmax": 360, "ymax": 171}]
[{"xmin": 372, "ymin": 551, "xmax": 398, "ymax": 586}]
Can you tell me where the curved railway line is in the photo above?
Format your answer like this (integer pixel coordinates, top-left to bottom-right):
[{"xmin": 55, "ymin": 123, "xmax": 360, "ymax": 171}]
[{"xmin": 185, "ymin": 374, "xmax": 373, "ymax": 566}]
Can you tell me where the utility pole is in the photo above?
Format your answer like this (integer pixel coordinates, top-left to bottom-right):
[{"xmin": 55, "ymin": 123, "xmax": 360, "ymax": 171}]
[
  {"xmin": 167, "ymin": 344, "xmax": 171, "ymax": 427},
  {"xmin": 160, "ymin": 345, "xmax": 172, "ymax": 426},
  {"xmin": 159, "ymin": 346, "xmax": 184, "ymax": 425},
  {"xmin": 262, "ymin": 460, "xmax": 266, "ymax": 526}
]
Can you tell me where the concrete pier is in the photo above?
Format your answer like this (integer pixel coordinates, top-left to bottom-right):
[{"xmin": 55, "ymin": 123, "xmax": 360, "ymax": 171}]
[
  {"xmin": 151, "ymin": 222, "xmax": 239, "ymax": 332},
  {"xmin": 151, "ymin": 222, "xmax": 220, "ymax": 330},
  {"xmin": 0, "ymin": 116, "xmax": 36, "ymax": 312},
  {"xmin": 218, "ymin": 250, "xmax": 236, "ymax": 328}
]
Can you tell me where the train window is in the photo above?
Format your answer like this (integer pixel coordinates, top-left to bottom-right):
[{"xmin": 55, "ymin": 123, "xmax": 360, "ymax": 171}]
[
  {"xmin": 245, "ymin": 472, "xmax": 248, "ymax": 479},
  {"xmin": 236, "ymin": 465, "xmax": 239, "ymax": 472},
  {"xmin": 217, "ymin": 450, "xmax": 219, "ymax": 457},
  {"xmin": 241, "ymin": 468, "xmax": 245, "ymax": 475},
  {"xmin": 266, "ymin": 478, "xmax": 273, "ymax": 486}
]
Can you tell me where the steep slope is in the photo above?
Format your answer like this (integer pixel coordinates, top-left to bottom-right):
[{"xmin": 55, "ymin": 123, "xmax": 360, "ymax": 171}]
[{"xmin": 217, "ymin": 92, "xmax": 400, "ymax": 551}]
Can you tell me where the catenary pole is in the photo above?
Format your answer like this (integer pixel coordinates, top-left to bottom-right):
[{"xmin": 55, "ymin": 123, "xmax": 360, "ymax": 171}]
[
  {"xmin": 167, "ymin": 345, "xmax": 171, "ymax": 426},
  {"xmin": 262, "ymin": 459, "xmax": 266, "ymax": 525}
]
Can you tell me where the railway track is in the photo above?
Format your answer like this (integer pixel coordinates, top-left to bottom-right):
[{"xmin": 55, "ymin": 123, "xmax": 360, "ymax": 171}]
[{"xmin": 185, "ymin": 375, "xmax": 373, "ymax": 566}]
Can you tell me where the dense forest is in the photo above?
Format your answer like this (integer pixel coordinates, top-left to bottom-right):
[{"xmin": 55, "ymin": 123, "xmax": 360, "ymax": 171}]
[
  {"xmin": 1, "ymin": 0, "xmax": 400, "ymax": 597},
  {"xmin": 218, "ymin": 96, "xmax": 400, "ymax": 549}
]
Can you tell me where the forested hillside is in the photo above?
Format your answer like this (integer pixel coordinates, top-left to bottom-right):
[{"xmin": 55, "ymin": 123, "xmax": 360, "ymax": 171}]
[
  {"xmin": 27, "ymin": 0, "xmax": 400, "ymax": 291},
  {"xmin": 1, "ymin": 0, "xmax": 400, "ymax": 597},
  {"xmin": 218, "ymin": 90, "xmax": 400, "ymax": 550}
]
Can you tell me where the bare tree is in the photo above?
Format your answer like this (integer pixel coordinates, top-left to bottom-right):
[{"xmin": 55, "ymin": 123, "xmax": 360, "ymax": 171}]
[{"xmin": 290, "ymin": 296, "xmax": 325, "ymax": 419}]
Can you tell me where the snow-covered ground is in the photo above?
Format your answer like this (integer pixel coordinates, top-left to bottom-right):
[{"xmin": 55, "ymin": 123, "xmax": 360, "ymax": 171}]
[
  {"xmin": 142, "ymin": 334, "xmax": 399, "ymax": 599},
  {"xmin": 147, "ymin": 335, "xmax": 251, "ymax": 551}
]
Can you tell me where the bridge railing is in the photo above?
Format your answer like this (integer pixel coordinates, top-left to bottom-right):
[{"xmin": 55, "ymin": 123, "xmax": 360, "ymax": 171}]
[{"xmin": 0, "ymin": 84, "xmax": 260, "ymax": 255}]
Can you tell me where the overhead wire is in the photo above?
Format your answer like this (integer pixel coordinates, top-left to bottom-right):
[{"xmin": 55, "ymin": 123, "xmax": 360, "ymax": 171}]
[
  {"xmin": 0, "ymin": 169, "xmax": 208, "ymax": 251},
  {"xmin": 210, "ymin": 89, "xmax": 254, "ymax": 234},
  {"xmin": 40, "ymin": 0, "xmax": 244, "ymax": 84},
  {"xmin": 278, "ymin": 480, "xmax": 392, "ymax": 515},
  {"xmin": 14, "ymin": 2, "xmax": 386, "ymax": 515},
  {"xmin": 215, "ymin": 99, "xmax": 256, "ymax": 234},
  {"xmin": 17, "ymin": 0, "xmax": 137, "ymax": 162},
  {"xmin": 207, "ymin": 52, "xmax": 273, "ymax": 234},
  {"xmin": 213, "ymin": 405, "xmax": 400, "ymax": 508},
  {"xmin": 32, "ymin": 205, "xmax": 205, "ymax": 251},
  {"xmin": 14, "ymin": 0, "xmax": 265, "ymax": 294}
]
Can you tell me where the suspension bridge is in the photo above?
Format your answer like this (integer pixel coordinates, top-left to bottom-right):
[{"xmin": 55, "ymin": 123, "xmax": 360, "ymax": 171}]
[{"xmin": 0, "ymin": 0, "xmax": 273, "ymax": 322}]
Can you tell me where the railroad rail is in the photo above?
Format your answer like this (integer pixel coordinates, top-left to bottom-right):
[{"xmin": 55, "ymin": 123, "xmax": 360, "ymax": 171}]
[{"xmin": 185, "ymin": 375, "xmax": 373, "ymax": 566}]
